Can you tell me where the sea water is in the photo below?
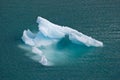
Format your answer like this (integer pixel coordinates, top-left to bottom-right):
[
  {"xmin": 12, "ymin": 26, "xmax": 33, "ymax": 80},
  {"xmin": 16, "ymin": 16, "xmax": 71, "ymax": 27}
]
[{"xmin": 0, "ymin": 0, "xmax": 120, "ymax": 80}]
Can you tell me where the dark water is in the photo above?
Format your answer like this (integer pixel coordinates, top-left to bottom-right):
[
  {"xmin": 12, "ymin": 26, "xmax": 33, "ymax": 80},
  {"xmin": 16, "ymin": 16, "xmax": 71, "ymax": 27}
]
[{"xmin": 0, "ymin": 0, "xmax": 120, "ymax": 80}]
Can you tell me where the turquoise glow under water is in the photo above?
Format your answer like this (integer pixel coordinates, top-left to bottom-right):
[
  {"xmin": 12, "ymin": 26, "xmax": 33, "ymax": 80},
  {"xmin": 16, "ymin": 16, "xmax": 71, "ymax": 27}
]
[{"xmin": 20, "ymin": 35, "xmax": 95, "ymax": 66}]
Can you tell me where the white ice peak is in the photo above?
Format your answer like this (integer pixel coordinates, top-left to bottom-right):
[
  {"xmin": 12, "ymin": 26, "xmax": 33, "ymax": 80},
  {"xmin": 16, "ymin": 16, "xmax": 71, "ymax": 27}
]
[
  {"xmin": 22, "ymin": 16, "xmax": 103, "ymax": 66},
  {"xmin": 22, "ymin": 16, "xmax": 103, "ymax": 47}
]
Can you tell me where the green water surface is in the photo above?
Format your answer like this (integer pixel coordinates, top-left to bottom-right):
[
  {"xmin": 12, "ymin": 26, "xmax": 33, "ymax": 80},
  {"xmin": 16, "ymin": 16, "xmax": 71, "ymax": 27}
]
[{"xmin": 0, "ymin": 0, "xmax": 120, "ymax": 80}]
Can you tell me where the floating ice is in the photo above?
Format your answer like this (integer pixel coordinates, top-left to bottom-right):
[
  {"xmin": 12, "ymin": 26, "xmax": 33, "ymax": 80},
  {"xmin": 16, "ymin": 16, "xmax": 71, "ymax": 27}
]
[{"xmin": 21, "ymin": 16, "xmax": 103, "ymax": 66}]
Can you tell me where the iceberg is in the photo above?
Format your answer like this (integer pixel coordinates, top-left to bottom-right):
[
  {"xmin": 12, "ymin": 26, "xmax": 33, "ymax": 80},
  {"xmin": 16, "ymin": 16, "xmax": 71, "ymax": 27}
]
[{"xmin": 21, "ymin": 16, "xmax": 103, "ymax": 66}]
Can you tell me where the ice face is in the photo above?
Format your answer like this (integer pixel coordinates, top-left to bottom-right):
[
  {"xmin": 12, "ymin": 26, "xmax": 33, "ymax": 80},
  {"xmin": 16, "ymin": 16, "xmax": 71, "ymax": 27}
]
[{"xmin": 21, "ymin": 16, "xmax": 103, "ymax": 66}]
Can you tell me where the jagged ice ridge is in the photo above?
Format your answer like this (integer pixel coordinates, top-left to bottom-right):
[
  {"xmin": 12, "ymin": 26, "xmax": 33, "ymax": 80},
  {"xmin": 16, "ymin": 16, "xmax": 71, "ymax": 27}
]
[{"xmin": 22, "ymin": 16, "xmax": 103, "ymax": 66}]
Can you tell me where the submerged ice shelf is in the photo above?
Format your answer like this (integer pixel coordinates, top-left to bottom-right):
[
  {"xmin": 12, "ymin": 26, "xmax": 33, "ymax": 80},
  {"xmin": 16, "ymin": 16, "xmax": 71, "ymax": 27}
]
[{"xmin": 22, "ymin": 16, "xmax": 103, "ymax": 66}]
